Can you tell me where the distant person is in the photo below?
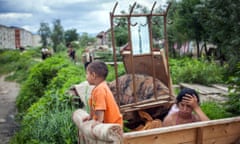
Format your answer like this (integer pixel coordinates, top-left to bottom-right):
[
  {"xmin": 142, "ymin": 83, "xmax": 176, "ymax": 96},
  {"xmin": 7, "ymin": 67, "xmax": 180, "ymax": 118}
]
[
  {"xmin": 67, "ymin": 43, "xmax": 76, "ymax": 62},
  {"xmin": 82, "ymin": 49, "xmax": 93, "ymax": 66},
  {"xmin": 41, "ymin": 47, "xmax": 49, "ymax": 60},
  {"xmin": 19, "ymin": 46, "xmax": 25, "ymax": 52},
  {"xmin": 83, "ymin": 61, "xmax": 123, "ymax": 127},
  {"xmin": 163, "ymin": 88, "xmax": 209, "ymax": 126}
]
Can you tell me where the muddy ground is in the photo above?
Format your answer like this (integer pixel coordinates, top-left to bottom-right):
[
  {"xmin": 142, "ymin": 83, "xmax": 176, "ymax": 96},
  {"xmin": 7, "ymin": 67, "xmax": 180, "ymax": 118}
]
[{"xmin": 0, "ymin": 75, "xmax": 20, "ymax": 144}]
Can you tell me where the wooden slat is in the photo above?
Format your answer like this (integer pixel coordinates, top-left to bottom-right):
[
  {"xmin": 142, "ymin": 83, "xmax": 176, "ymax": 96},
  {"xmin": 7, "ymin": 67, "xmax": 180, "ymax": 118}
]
[
  {"xmin": 123, "ymin": 117, "xmax": 240, "ymax": 144},
  {"xmin": 132, "ymin": 100, "xmax": 169, "ymax": 108},
  {"xmin": 120, "ymin": 94, "xmax": 171, "ymax": 109},
  {"xmin": 121, "ymin": 101, "xmax": 171, "ymax": 113},
  {"xmin": 203, "ymin": 134, "xmax": 240, "ymax": 144},
  {"xmin": 124, "ymin": 129, "xmax": 197, "ymax": 144},
  {"xmin": 196, "ymin": 127, "xmax": 203, "ymax": 144},
  {"xmin": 201, "ymin": 122, "xmax": 240, "ymax": 139}
]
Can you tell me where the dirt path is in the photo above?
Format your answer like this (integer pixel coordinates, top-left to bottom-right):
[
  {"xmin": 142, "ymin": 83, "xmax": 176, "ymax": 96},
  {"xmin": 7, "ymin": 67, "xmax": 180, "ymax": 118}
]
[{"xmin": 0, "ymin": 75, "xmax": 20, "ymax": 144}]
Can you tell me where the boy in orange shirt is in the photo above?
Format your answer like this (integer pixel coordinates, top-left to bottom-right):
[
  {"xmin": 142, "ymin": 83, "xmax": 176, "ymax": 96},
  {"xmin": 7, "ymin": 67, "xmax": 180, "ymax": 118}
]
[{"xmin": 83, "ymin": 61, "xmax": 123, "ymax": 127}]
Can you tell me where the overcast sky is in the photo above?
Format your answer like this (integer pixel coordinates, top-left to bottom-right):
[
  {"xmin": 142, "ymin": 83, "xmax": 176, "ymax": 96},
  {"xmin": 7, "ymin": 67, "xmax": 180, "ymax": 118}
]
[{"xmin": 0, "ymin": 0, "xmax": 167, "ymax": 35}]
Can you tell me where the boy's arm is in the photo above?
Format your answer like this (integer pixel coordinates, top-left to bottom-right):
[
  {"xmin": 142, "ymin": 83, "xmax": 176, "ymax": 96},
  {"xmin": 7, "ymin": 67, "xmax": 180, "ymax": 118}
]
[
  {"xmin": 82, "ymin": 110, "xmax": 104, "ymax": 122},
  {"xmin": 95, "ymin": 110, "xmax": 104, "ymax": 122}
]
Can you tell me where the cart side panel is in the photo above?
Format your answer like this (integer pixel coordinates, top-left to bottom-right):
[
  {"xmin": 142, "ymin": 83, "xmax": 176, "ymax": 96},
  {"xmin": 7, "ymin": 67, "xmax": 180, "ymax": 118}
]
[{"xmin": 124, "ymin": 117, "xmax": 240, "ymax": 144}]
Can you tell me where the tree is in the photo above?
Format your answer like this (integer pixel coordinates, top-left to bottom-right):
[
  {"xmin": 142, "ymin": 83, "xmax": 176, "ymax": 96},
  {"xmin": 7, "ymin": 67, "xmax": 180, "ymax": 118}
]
[
  {"xmin": 51, "ymin": 19, "xmax": 64, "ymax": 52},
  {"xmin": 203, "ymin": 0, "xmax": 240, "ymax": 74},
  {"xmin": 64, "ymin": 29, "xmax": 79, "ymax": 44},
  {"xmin": 112, "ymin": 10, "xmax": 128, "ymax": 47},
  {"xmin": 113, "ymin": 3, "xmax": 165, "ymax": 47},
  {"xmin": 38, "ymin": 22, "xmax": 51, "ymax": 47},
  {"xmin": 79, "ymin": 32, "xmax": 96, "ymax": 48},
  {"xmin": 168, "ymin": 0, "xmax": 204, "ymax": 57}
]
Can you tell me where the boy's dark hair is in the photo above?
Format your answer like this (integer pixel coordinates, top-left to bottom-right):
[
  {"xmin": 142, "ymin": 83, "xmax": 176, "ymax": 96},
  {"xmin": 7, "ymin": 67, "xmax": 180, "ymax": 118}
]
[
  {"xmin": 87, "ymin": 61, "xmax": 108, "ymax": 79},
  {"xmin": 84, "ymin": 62, "xmax": 91, "ymax": 70},
  {"xmin": 176, "ymin": 88, "xmax": 200, "ymax": 104}
]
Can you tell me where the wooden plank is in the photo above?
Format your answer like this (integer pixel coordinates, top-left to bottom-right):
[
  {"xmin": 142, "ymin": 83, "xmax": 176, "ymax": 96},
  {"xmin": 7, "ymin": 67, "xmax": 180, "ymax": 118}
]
[
  {"xmin": 203, "ymin": 134, "xmax": 240, "ymax": 144},
  {"xmin": 201, "ymin": 121, "xmax": 240, "ymax": 139},
  {"xmin": 120, "ymin": 95, "xmax": 171, "ymax": 109},
  {"xmin": 121, "ymin": 101, "xmax": 171, "ymax": 113},
  {"xmin": 124, "ymin": 129, "xmax": 197, "ymax": 144},
  {"xmin": 123, "ymin": 117, "xmax": 240, "ymax": 139},
  {"xmin": 196, "ymin": 127, "xmax": 203, "ymax": 144},
  {"xmin": 133, "ymin": 100, "xmax": 169, "ymax": 108}
]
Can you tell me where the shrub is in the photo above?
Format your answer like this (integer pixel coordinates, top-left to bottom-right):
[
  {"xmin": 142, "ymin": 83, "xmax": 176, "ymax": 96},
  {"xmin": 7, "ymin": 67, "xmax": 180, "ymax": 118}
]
[
  {"xmin": 106, "ymin": 63, "xmax": 126, "ymax": 82},
  {"xmin": 170, "ymin": 57, "xmax": 225, "ymax": 85},
  {"xmin": 12, "ymin": 54, "xmax": 84, "ymax": 144},
  {"xmin": 16, "ymin": 55, "xmax": 75, "ymax": 113},
  {"xmin": 0, "ymin": 49, "xmax": 40, "ymax": 83},
  {"xmin": 201, "ymin": 101, "xmax": 232, "ymax": 119},
  {"xmin": 11, "ymin": 108, "xmax": 77, "ymax": 144},
  {"xmin": 225, "ymin": 62, "xmax": 240, "ymax": 115}
]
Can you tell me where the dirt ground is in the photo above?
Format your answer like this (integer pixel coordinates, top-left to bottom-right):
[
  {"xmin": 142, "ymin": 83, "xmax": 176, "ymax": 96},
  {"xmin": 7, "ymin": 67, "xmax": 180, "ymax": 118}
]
[{"xmin": 0, "ymin": 75, "xmax": 20, "ymax": 144}]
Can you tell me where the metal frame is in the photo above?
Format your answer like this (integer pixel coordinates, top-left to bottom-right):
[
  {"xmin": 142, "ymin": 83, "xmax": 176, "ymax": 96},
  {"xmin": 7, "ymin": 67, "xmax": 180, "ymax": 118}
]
[{"xmin": 110, "ymin": 1, "xmax": 172, "ymax": 106}]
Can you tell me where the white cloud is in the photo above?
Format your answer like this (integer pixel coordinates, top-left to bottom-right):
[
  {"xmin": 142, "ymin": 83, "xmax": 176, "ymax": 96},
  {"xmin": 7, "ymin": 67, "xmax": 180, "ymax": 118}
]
[
  {"xmin": 22, "ymin": 25, "xmax": 39, "ymax": 32},
  {"xmin": 0, "ymin": 13, "xmax": 32, "ymax": 19},
  {"xmin": 0, "ymin": 0, "xmax": 169, "ymax": 35}
]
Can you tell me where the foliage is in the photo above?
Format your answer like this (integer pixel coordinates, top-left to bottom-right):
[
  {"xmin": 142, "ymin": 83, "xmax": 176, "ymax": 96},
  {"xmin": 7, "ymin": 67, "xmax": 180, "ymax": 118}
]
[
  {"xmin": 56, "ymin": 42, "xmax": 67, "ymax": 52},
  {"xmin": 38, "ymin": 22, "xmax": 51, "ymax": 47},
  {"xmin": 106, "ymin": 63, "xmax": 126, "ymax": 82},
  {"xmin": 225, "ymin": 63, "xmax": 240, "ymax": 115},
  {"xmin": 168, "ymin": 0, "xmax": 240, "ymax": 74},
  {"xmin": 113, "ymin": 25, "xmax": 128, "ymax": 47},
  {"xmin": 201, "ymin": 101, "xmax": 232, "ymax": 120},
  {"xmin": 0, "ymin": 49, "xmax": 39, "ymax": 83},
  {"xmin": 16, "ymin": 56, "xmax": 75, "ymax": 114},
  {"xmin": 51, "ymin": 19, "xmax": 65, "ymax": 52},
  {"xmin": 79, "ymin": 32, "xmax": 96, "ymax": 48},
  {"xmin": 169, "ymin": 57, "xmax": 225, "ymax": 85},
  {"xmin": 11, "ymin": 108, "xmax": 78, "ymax": 144},
  {"xmin": 168, "ymin": 0, "xmax": 204, "ymax": 57},
  {"xmin": 112, "ymin": 10, "xmax": 128, "ymax": 47},
  {"xmin": 64, "ymin": 28, "xmax": 79, "ymax": 44},
  {"xmin": 202, "ymin": 0, "xmax": 240, "ymax": 75},
  {"xmin": 12, "ymin": 55, "xmax": 83, "ymax": 144},
  {"xmin": 94, "ymin": 50, "xmax": 122, "ymax": 62}
]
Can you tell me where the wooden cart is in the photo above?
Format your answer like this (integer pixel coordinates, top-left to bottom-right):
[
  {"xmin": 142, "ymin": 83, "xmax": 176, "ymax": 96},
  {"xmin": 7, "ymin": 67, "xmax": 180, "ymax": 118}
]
[{"xmin": 109, "ymin": 2, "xmax": 240, "ymax": 143}]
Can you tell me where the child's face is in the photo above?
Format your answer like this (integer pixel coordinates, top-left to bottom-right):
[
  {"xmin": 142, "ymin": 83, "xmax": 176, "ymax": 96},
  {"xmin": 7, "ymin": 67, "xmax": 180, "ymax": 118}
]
[{"xmin": 86, "ymin": 69, "xmax": 95, "ymax": 85}]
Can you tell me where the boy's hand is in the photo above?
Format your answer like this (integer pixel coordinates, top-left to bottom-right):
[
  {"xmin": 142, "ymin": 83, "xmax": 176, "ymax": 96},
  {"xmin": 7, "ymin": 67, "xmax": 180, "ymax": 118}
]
[{"xmin": 83, "ymin": 116, "xmax": 91, "ymax": 122}]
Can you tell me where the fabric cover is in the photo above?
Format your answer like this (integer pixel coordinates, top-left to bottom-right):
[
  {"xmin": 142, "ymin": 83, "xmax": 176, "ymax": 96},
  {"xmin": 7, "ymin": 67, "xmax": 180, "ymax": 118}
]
[{"xmin": 72, "ymin": 109, "xmax": 123, "ymax": 144}]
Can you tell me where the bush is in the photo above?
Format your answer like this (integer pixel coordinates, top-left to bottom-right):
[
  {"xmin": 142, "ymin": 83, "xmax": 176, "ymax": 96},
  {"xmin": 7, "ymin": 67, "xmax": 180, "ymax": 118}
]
[
  {"xmin": 12, "ymin": 55, "xmax": 84, "ymax": 144},
  {"xmin": 225, "ymin": 62, "xmax": 240, "ymax": 115},
  {"xmin": 0, "ymin": 49, "xmax": 39, "ymax": 83},
  {"xmin": 16, "ymin": 55, "xmax": 76, "ymax": 114},
  {"xmin": 170, "ymin": 57, "xmax": 225, "ymax": 85},
  {"xmin": 201, "ymin": 101, "xmax": 232, "ymax": 119},
  {"xmin": 106, "ymin": 63, "xmax": 126, "ymax": 82},
  {"xmin": 94, "ymin": 50, "xmax": 122, "ymax": 62},
  {"xmin": 11, "ymin": 109, "xmax": 77, "ymax": 144}
]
